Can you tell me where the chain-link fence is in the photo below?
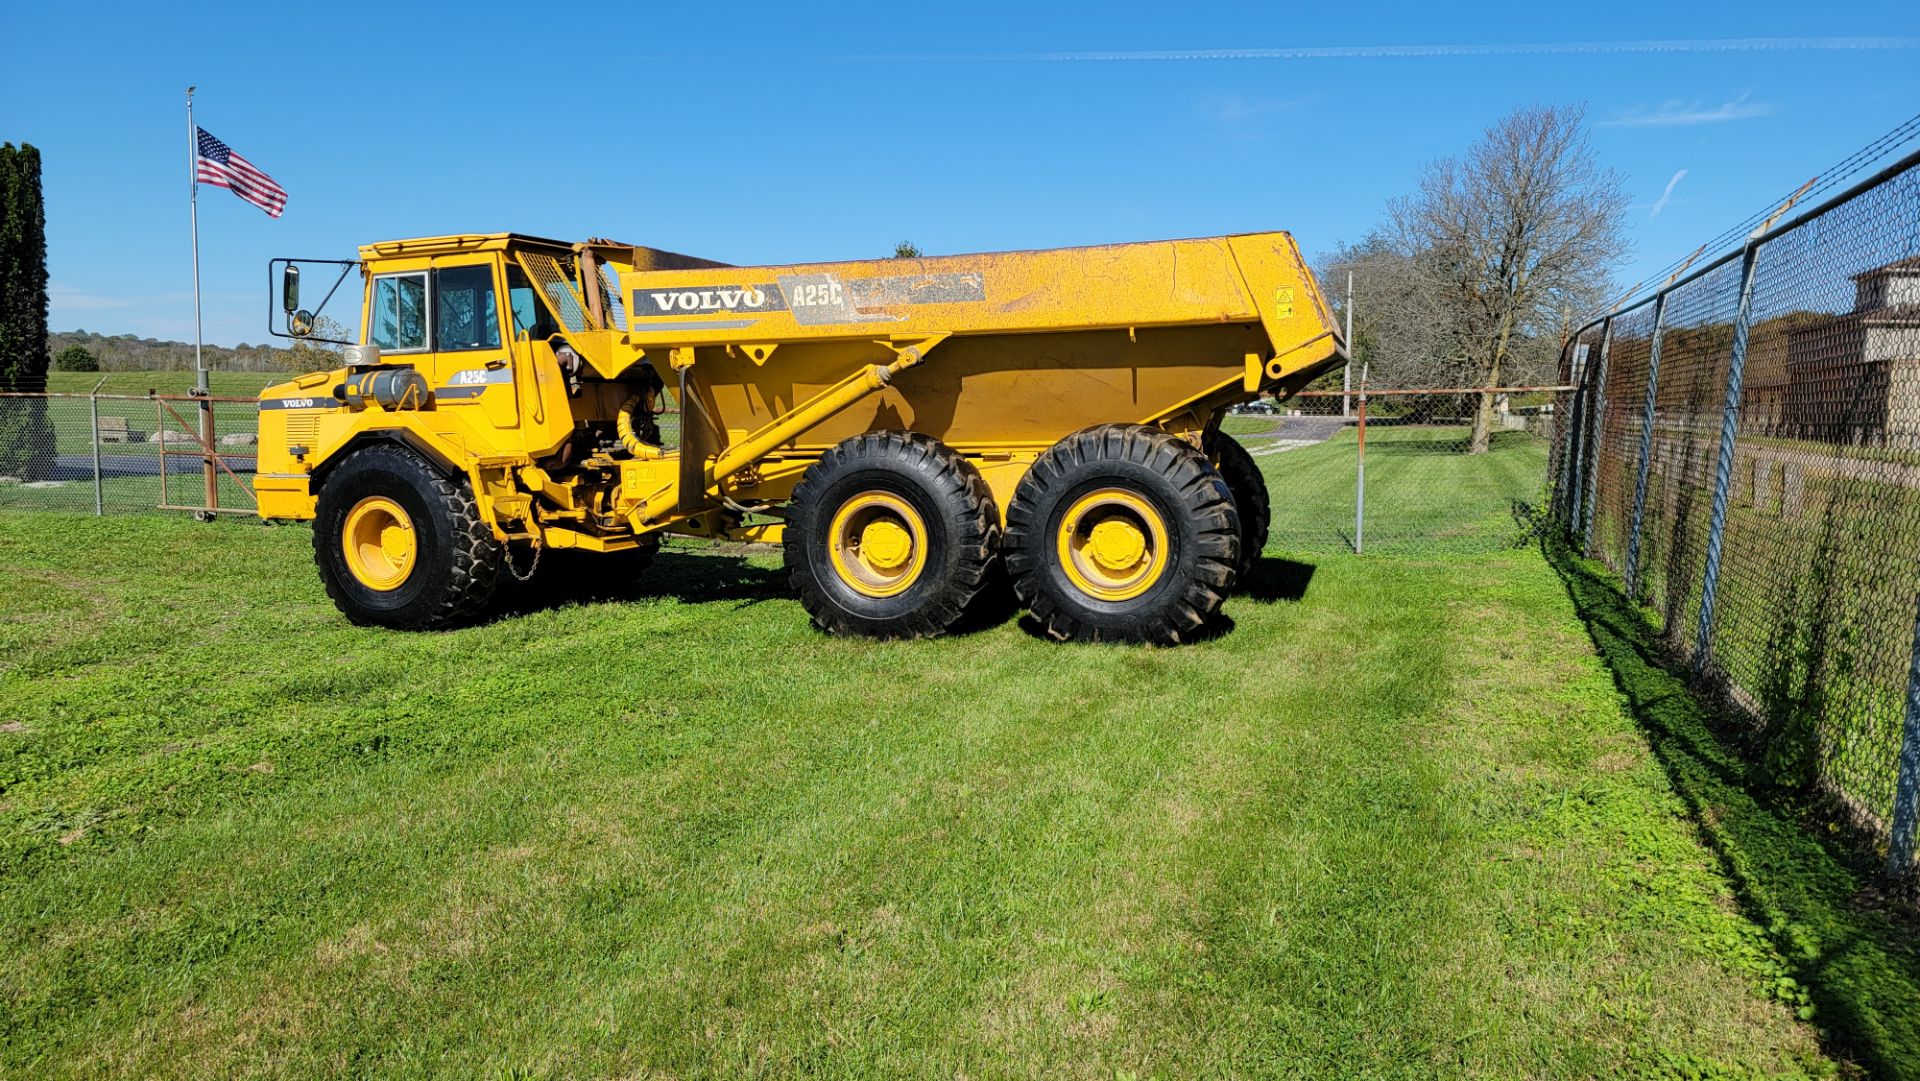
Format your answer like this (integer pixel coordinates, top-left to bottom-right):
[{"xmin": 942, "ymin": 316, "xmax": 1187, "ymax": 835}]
[
  {"xmin": 1232, "ymin": 386, "xmax": 1562, "ymax": 555},
  {"xmin": 1555, "ymin": 145, "xmax": 1920, "ymax": 881},
  {"xmin": 0, "ymin": 393, "xmax": 259, "ymax": 515},
  {"xmin": 6, "ymin": 380, "xmax": 1560, "ymax": 556}
]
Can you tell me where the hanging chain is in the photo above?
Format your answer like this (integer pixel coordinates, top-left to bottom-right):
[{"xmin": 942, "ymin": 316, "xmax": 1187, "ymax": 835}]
[{"xmin": 505, "ymin": 538, "xmax": 544, "ymax": 583}]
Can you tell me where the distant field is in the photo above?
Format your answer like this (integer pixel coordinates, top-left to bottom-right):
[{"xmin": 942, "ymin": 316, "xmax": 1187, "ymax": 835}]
[{"xmin": 43, "ymin": 371, "xmax": 281, "ymax": 397}]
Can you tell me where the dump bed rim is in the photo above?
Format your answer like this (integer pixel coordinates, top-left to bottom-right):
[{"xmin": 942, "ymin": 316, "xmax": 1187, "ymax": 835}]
[{"xmin": 612, "ymin": 230, "xmax": 1305, "ymax": 277}]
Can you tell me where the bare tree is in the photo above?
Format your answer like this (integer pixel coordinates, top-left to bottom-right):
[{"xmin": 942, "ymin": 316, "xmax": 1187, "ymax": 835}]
[
  {"xmin": 1317, "ymin": 232, "xmax": 1454, "ymax": 389},
  {"xmin": 1390, "ymin": 104, "xmax": 1626, "ymax": 451}
]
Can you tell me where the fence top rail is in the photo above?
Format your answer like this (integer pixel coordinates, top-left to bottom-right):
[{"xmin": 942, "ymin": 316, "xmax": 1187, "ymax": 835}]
[
  {"xmin": 0, "ymin": 391, "xmax": 262, "ymax": 404},
  {"xmin": 1294, "ymin": 384, "xmax": 1575, "ymax": 397},
  {"xmin": 1565, "ymin": 140, "xmax": 1920, "ymax": 346}
]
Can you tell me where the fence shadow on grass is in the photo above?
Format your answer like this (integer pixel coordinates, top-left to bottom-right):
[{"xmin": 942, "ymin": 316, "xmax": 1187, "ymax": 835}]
[
  {"xmin": 1545, "ymin": 535, "xmax": 1920, "ymax": 1079},
  {"xmin": 1363, "ymin": 428, "xmax": 1540, "ymax": 457}
]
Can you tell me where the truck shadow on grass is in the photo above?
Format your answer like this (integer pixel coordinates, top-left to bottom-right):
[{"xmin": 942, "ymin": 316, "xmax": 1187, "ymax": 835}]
[
  {"xmin": 1546, "ymin": 536, "xmax": 1920, "ymax": 1080},
  {"xmin": 493, "ymin": 548, "xmax": 791, "ymax": 618},
  {"xmin": 498, "ymin": 550, "xmax": 1315, "ymax": 643},
  {"xmin": 1241, "ymin": 556, "xmax": 1315, "ymax": 603},
  {"xmin": 1008, "ymin": 557, "xmax": 1313, "ymax": 644}
]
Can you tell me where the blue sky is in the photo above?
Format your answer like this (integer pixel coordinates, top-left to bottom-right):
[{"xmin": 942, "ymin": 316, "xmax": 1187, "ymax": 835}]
[{"xmin": 5, "ymin": 1, "xmax": 1919, "ymax": 346}]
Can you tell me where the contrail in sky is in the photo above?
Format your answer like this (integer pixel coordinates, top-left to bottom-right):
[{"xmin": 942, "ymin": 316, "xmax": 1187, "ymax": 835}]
[
  {"xmin": 1649, "ymin": 169, "xmax": 1689, "ymax": 219},
  {"xmin": 843, "ymin": 37, "xmax": 1920, "ymax": 62}
]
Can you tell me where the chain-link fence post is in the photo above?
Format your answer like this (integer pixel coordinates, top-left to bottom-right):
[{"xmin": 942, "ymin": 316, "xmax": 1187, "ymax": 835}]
[
  {"xmin": 1623, "ymin": 293, "xmax": 1667, "ymax": 598},
  {"xmin": 1890, "ymin": 592, "xmax": 1920, "ymax": 879},
  {"xmin": 89, "ymin": 388, "xmax": 103, "ymax": 516},
  {"xmin": 1579, "ymin": 318, "xmax": 1613, "ymax": 552},
  {"xmin": 198, "ymin": 392, "xmax": 219, "ymax": 514},
  {"xmin": 1354, "ymin": 363, "xmax": 1368, "ymax": 554},
  {"xmin": 155, "ymin": 397, "xmax": 168, "ymax": 510},
  {"xmin": 1550, "ymin": 365, "xmax": 1573, "ymax": 526},
  {"xmin": 1564, "ymin": 350, "xmax": 1592, "ymax": 531},
  {"xmin": 1692, "ymin": 243, "xmax": 1761, "ymax": 675}
]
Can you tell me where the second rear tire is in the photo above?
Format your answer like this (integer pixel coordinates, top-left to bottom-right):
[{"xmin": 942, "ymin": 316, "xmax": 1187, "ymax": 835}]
[
  {"xmin": 1207, "ymin": 429, "xmax": 1270, "ymax": 578},
  {"xmin": 1005, "ymin": 424, "xmax": 1240, "ymax": 644}
]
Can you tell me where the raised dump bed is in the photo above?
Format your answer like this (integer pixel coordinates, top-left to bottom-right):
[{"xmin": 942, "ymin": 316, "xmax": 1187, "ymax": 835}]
[{"xmin": 259, "ymin": 231, "xmax": 1345, "ymax": 643}]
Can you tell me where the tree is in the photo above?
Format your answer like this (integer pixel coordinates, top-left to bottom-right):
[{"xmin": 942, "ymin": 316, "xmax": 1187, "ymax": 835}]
[
  {"xmin": 1316, "ymin": 232, "xmax": 1451, "ymax": 389},
  {"xmin": 0, "ymin": 142, "xmax": 51, "ymax": 478},
  {"xmin": 278, "ymin": 315, "xmax": 354, "ymax": 372},
  {"xmin": 1389, "ymin": 105, "xmax": 1626, "ymax": 451},
  {"xmin": 893, "ymin": 241, "xmax": 921, "ymax": 259},
  {"xmin": 53, "ymin": 344, "xmax": 98, "ymax": 372}
]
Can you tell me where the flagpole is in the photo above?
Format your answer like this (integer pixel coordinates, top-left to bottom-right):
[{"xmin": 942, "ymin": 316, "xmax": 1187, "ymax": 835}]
[
  {"xmin": 186, "ymin": 87, "xmax": 204, "ymax": 394},
  {"xmin": 186, "ymin": 86, "xmax": 217, "ymax": 513}
]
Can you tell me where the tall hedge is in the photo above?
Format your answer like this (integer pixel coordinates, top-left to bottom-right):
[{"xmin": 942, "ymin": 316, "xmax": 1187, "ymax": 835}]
[{"xmin": 0, "ymin": 142, "xmax": 52, "ymax": 478}]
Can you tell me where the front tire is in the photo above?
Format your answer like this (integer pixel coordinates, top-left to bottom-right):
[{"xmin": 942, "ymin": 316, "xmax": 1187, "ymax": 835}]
[
  {"xmin": 1005, "ymin": 424, "xmax": 1239, "ymax": 644},
  {"xmin": 313, "ymin": 445, "xmax": 502, "ymax": 629},
  {"xmin": 785, "ymin": 431, "xmax": 999, "ymax": 639}
]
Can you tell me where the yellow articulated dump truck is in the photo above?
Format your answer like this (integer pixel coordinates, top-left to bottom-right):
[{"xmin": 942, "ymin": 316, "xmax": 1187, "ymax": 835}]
[{"xmin": 259, "ymin": 232, "xmax": 1344, "ymax": 644}]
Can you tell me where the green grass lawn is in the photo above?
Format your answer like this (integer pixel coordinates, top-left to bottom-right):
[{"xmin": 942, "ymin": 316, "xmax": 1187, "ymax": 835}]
[
  {"xmin": 3, "ymin": 513, "xmax": 1893, "ymax": 1079},
  {"xmin": 1258, "ymin": 425, "xmax": 1548, "ymax": 555}
]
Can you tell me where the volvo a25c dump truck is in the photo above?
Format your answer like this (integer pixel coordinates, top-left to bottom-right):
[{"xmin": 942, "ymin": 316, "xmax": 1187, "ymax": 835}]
[{"xmin": 258, "ymin": 233, "xmax": 1345, "ymax": 644}]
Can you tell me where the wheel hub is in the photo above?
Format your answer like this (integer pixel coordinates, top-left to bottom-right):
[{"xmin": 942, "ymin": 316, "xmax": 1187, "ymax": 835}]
[
  {"xmin": 1058, "ymin": 488, "xmax": 1169, "ymax": 602},
  {"xmin": 859, "ymin": 518, "xmax": 913, "ymax": 570},
  {"xmin": 342, "ymin": 496, "xmax": 417, "ymax": 591},
  {"xmin": 828, "ymin": 491, "xmax": 929, "ymax": 598},
  {"xmin": 1087, "ymin": 518, "xmax": 1147, "ymax": 573}
]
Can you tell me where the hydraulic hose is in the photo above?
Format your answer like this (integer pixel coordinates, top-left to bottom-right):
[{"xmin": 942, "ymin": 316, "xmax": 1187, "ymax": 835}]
[{"xmin": 616, "ymin": 391, "xmax": 666, "ymax": 460}]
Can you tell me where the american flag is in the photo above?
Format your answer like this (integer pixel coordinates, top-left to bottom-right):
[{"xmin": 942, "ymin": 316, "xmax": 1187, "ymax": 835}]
[{"xmin": 194, "ymin": 127, "xmax": 287, "ymax": 218}]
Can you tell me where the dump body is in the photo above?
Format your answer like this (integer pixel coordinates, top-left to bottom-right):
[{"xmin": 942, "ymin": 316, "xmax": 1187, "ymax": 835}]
[{"xmin": 602, "ymin": 232, "xmax": 1342, "ymax": 451}]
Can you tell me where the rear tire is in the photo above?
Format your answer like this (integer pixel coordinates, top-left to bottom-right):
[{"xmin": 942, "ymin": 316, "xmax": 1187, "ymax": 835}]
[
  {"xmin": 785, "ymin": 431, "xmax": 999, "ymax": 639},
  {"xmin": 313, "ymin": 445, "xmax": 502, "ymax": 629},
  {"xmin": 1207, "ymin": 430, "xmax": 1270, "ymax": 578},
  {"xmin": 1005, "ymin": 424, "xmax": 1240, "ymax": 644}
]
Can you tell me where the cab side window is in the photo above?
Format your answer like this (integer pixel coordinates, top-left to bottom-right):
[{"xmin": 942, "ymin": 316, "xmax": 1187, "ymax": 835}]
[
  {"xmin": 370, "ymin": 273, "xmax": 428, "ymax": 352},
  {"xmin": 434, "ymin": 265, "xmax": 501, "ymax": 352}
]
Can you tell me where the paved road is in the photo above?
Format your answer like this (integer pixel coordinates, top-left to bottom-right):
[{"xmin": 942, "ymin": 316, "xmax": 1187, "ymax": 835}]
[
  {"xmin": 1233, "ymin": 415, "xmax": 1349, "ymax": 455},
  {"xmin": 49, "ymin": 453, "xmax": 256, "ymax": 480}
]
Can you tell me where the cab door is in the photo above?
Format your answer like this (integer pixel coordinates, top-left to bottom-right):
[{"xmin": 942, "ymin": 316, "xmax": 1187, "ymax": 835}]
[{"xmin": 426, "ymin": 258, "xmax": 518, "ymax": 430}]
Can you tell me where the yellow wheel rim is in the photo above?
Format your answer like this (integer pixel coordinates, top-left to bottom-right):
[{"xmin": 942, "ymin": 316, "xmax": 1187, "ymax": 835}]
[
  {"xmin": 341, "ymin": 496, "xmax": 417, "ymax": 591},
  {"xmin": 1057, "ymin": 487, "xmax": 1169, "ymax": 602},
  {"xmin": 828, "ymin": 491, "xmax": 929, "ymax": 598}
]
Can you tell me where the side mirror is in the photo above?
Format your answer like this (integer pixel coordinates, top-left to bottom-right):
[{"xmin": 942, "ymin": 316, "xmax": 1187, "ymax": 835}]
[{"xmin": 281, "ymin": 264, "xmax": 300, "ymax": 313}]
